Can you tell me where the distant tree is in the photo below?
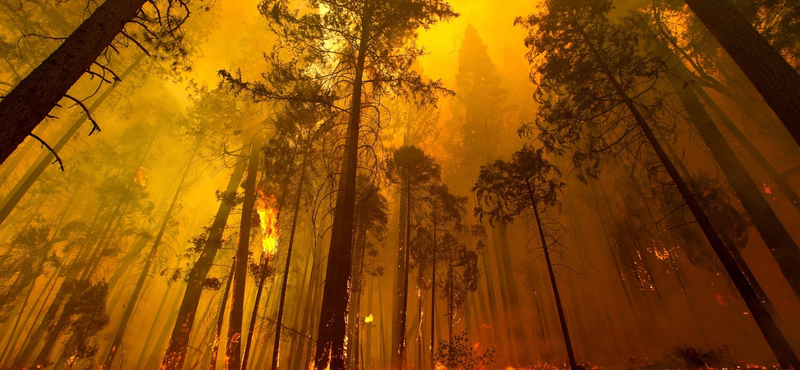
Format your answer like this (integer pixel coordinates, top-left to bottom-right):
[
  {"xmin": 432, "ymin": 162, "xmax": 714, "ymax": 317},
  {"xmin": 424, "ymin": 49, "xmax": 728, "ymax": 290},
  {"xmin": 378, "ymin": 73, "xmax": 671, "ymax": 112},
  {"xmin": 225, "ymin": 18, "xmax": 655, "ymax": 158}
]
[
  {"xmin": 473, "ymin": 145, "xmax": 574, "ymax": 370},
  {"xmin": 0, "ymin": 223, "xmax": 51, "ymax": 320},
  {"xmin": 424, "ymin": 183, "xmax": 467, "ymax": 352},
  {"xmin": 385, "ymin": 145, "xmax": 441, "ymax": 369},
  {"xmin": 59, "ymin": 281, "xmax": 109, "ymax": 370},
  {"xmin": 347, "ymin": 178, "xmax": 389, "ymax": 370},
  {"xmin": 447, "ymin": 24, "xmax": 508, "ymax": 188}
]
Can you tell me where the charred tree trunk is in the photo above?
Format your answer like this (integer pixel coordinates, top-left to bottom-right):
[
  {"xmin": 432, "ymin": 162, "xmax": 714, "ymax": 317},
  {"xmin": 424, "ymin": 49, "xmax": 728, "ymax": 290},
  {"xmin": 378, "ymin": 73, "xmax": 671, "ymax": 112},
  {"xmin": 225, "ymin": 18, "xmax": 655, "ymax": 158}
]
[
  {"xmin": 654, "ymin": 34, "xmax": 800, "ymax": 298},
  {"xmin": 681, "ymin": 0, "xmax": 800, "ymax": 147},
  {"xmin": 225, "ymin": 136, "xmax": 263, "ymax": 370},
  {"xmin": 347, "ymin": 226, "xmax": 367, "ymax": 370},
  {"xmin": 209, "ymin": 259, "xmax": 236, "ymax": 370},
  {"xmin": 526, "ymin": 187, "xmax": 577, "ymax": 370},
  {"xmin": 694, "ymin": 86, "xmax": 800, "ymax": 214},
  {"xmin": 161, "ymin": 153, "xmax": 248, "ymax": 370},
  {"xmin": 314, "ymin": 5, "xmax": 373, "ymax": 370},
  {"xmin": 396, "ymin": 172, "xmax": 413, "ymax": 369},
  {"xmin": 391, "ymin": 188, "xmax": 408, "ymax": 370},
  {"xmin": 430, "ymin": 206, "xmax": 437, "ymax": 362},
  {"xmin": 240, "ymin": 254, "xmax": 268, "ymax": 370},
  {"xmin": 0, "ymin": 0, "xmax": 149, "ymax": 164}
]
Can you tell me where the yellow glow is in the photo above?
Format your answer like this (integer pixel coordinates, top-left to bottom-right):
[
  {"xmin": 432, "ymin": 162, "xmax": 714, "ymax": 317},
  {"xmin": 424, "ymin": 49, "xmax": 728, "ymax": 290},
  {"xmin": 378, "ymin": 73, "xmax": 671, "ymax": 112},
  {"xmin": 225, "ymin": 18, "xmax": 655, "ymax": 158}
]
[
  {"xmin": 256, "ymin": 191, "xmax": 279, "ymax": 257},
  {"xmin": 364, "ymin": 314, "xmax": 373, "ymax": 323}
]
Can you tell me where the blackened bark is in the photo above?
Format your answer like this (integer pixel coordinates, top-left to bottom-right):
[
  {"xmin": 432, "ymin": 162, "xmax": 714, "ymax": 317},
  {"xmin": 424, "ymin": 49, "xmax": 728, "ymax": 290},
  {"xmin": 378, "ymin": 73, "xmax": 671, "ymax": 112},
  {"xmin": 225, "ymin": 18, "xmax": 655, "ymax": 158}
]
[
  {"xmin": 396, "ymin": 174, "xmax": 412, "ymax": 369},
  {"xmin": 0, "ymin": 0, "xmax": 149, "ymax": 164},
  {"xmin": 682, "ymin": 0, "xmax": 800, "ymax": 147},
  {"xmin": 694, "ymin": 87, "xmax": 800, "ymax": 214},
  {"xmin": 161, "ymin": 154, "xmax": 248, "ymax": 370},
  {"xmin": 225, "ymin": 136, "xmax": 263, "ymax": 370},
  {"xmin": 313, "ymin": 6, "xmax": 372, "ymax": 370},
  {"xmin": 661, "ymin": 52, "xmax": 800, "ymax": 298},
  {"xmin": 209, "ymin": 260, "xmax": 236, "ymax": 370},
  {"xmin": 527, "ymin": 186, "xmax": 577, "ymax": 370}
]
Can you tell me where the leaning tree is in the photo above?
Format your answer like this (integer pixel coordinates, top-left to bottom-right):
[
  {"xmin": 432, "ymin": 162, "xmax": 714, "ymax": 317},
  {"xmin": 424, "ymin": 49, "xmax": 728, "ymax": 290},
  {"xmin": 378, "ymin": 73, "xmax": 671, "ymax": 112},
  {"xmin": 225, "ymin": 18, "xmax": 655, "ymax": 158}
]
[
  {"xmin": 473, "ymin": 145, "xmax": 575, "ymax": 370},
  {"xmin": 515, "ymin": 0, "xmax": 800, "ymax": 367}
]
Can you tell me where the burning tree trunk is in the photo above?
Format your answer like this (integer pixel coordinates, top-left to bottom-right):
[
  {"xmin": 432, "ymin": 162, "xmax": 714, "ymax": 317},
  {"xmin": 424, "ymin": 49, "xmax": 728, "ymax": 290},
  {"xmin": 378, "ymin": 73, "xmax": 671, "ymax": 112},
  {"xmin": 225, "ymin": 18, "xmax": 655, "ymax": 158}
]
[
  {"xmin": 225, "ymin": 136, "xmax": 264, "ymax": 370},
  {"xmin": 0, "ymin": 0, "xmax": 149, "ymax": 164},
  {"xmin": 161, "ymin": 153, "xmax": 248, "ymax": 370},
  {"xmin": 681, "ymin": 0, "xmax": 800, "ymax": 147}
]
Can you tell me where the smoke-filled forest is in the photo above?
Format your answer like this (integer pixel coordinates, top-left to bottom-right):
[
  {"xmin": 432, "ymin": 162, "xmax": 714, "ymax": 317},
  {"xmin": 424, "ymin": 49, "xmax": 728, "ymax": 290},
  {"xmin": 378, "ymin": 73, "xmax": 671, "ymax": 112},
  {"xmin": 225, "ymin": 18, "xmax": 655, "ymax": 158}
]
[{"xmin": 1, "ymin": 0, "xmax": 800, "ymax": 369}]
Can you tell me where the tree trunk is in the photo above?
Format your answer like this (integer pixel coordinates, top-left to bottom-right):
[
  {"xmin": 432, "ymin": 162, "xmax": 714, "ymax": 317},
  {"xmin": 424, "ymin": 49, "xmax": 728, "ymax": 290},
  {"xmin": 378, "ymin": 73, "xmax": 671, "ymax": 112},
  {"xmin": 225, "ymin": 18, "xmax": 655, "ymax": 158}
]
[
  {"xmin": 430, "ymin": 206, "xmax": 437, "ymax": 362},
  {"xmin": 270, "ymin": 144, "xmax": 310, "ymax": 370},
  {"xmin": 289, "ymin": 227, "xmax": 321, "ymax": 370},
  {"xmin": 225, "ymin": 136, "xmax": 263, "ymax": 370},
  {"xmin": 313, "ymin": 5, "xmax": 372, "ymax": 370},
  {"xmin": 0, "ymin": 0, "xmax": 149, "ymax": 164},
  {"xmin": 695, "ymin": 86, "xmax": 800, "ymax": 214},
  {"xmin": 161, "ymin": 153, "xmax": 248, "ymax": 370},
  {"xmin": 396, "ymin": 173, "xmax": 412, "ymax": 369},
  {"xmin": 0, "ymin": 55, "xmax": 143, "ymax": 226},
  {"xmin": 209, "ymin": 259, "xmax": 236, "ymax": 370},
  {"xmin": 682, "ymin": 0, "xmax": 800, "ymax": 147},
  {"xmin": 497, "ymin": 226, "xmax": 528, "ymax": 364},
  {"xmin": 527, "ymin": 188, "xmax": 577, "ymax": 370},
  {"xmin": 654, "ymin": 34, "xmax": 800, "ymax": 298}
]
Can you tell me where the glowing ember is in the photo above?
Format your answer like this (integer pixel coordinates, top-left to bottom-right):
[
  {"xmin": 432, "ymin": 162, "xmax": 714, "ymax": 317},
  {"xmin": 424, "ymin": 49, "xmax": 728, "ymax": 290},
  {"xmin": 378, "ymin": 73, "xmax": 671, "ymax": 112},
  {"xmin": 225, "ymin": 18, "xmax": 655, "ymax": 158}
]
[
  {"xmin": 364, "ymin": 314, "xmax": 373, "ymax": 323},
  {"xmin": 716, "ymin": 293, "xmax": 727, "ymax": 306},
  {"xmin": 763, "ymin": 181, "xmax": 772, "ymax": 194},
  {"xmin": 135, "ymin": 166, "xmax": 148, "ymax": 187},
  {"xmin": 653, "ymin": 247, "xmax": 671, "ymax": 261},
  {"xmin": 256, "ymin": 191, "xmax": 279, "ymax": 257}
]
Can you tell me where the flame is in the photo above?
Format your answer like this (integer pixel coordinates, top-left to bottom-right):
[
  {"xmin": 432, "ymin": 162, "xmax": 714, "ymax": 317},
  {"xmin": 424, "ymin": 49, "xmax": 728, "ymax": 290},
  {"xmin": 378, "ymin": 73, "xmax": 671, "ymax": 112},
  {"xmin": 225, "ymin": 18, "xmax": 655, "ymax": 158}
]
[
  {"xmin": 135, "ymin": 166, "xmax": 148, "ymax": 187},
  {"xmin": 257, "ymin": 191, "xmax": 279, "ymax": 257},
  {"xmin": 653, "ymin": 248, "xmax": 671, "ymax": 261},
  {"xmin": 364, "ymin": 314, "xmax": 373, "ymax": 323}
]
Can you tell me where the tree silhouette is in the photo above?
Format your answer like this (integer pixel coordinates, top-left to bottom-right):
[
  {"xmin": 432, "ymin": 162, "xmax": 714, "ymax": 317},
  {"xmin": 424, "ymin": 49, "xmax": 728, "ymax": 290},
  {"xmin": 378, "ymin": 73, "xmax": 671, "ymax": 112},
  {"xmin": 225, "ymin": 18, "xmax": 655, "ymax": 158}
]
[
  {"xmin": 385, "ymin": 145, "xmax": 441, "ymax": 369},
  {"xmin": 516, "ymin": 1, "xmax": 800, "ymax": 367},
  {"xmin": 252, "ymin": 1, "xmax": 456, "ymax": 368},
  {"xmin": 473, "ymin": 145, "xmax": 574, "ymax": 370}
]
